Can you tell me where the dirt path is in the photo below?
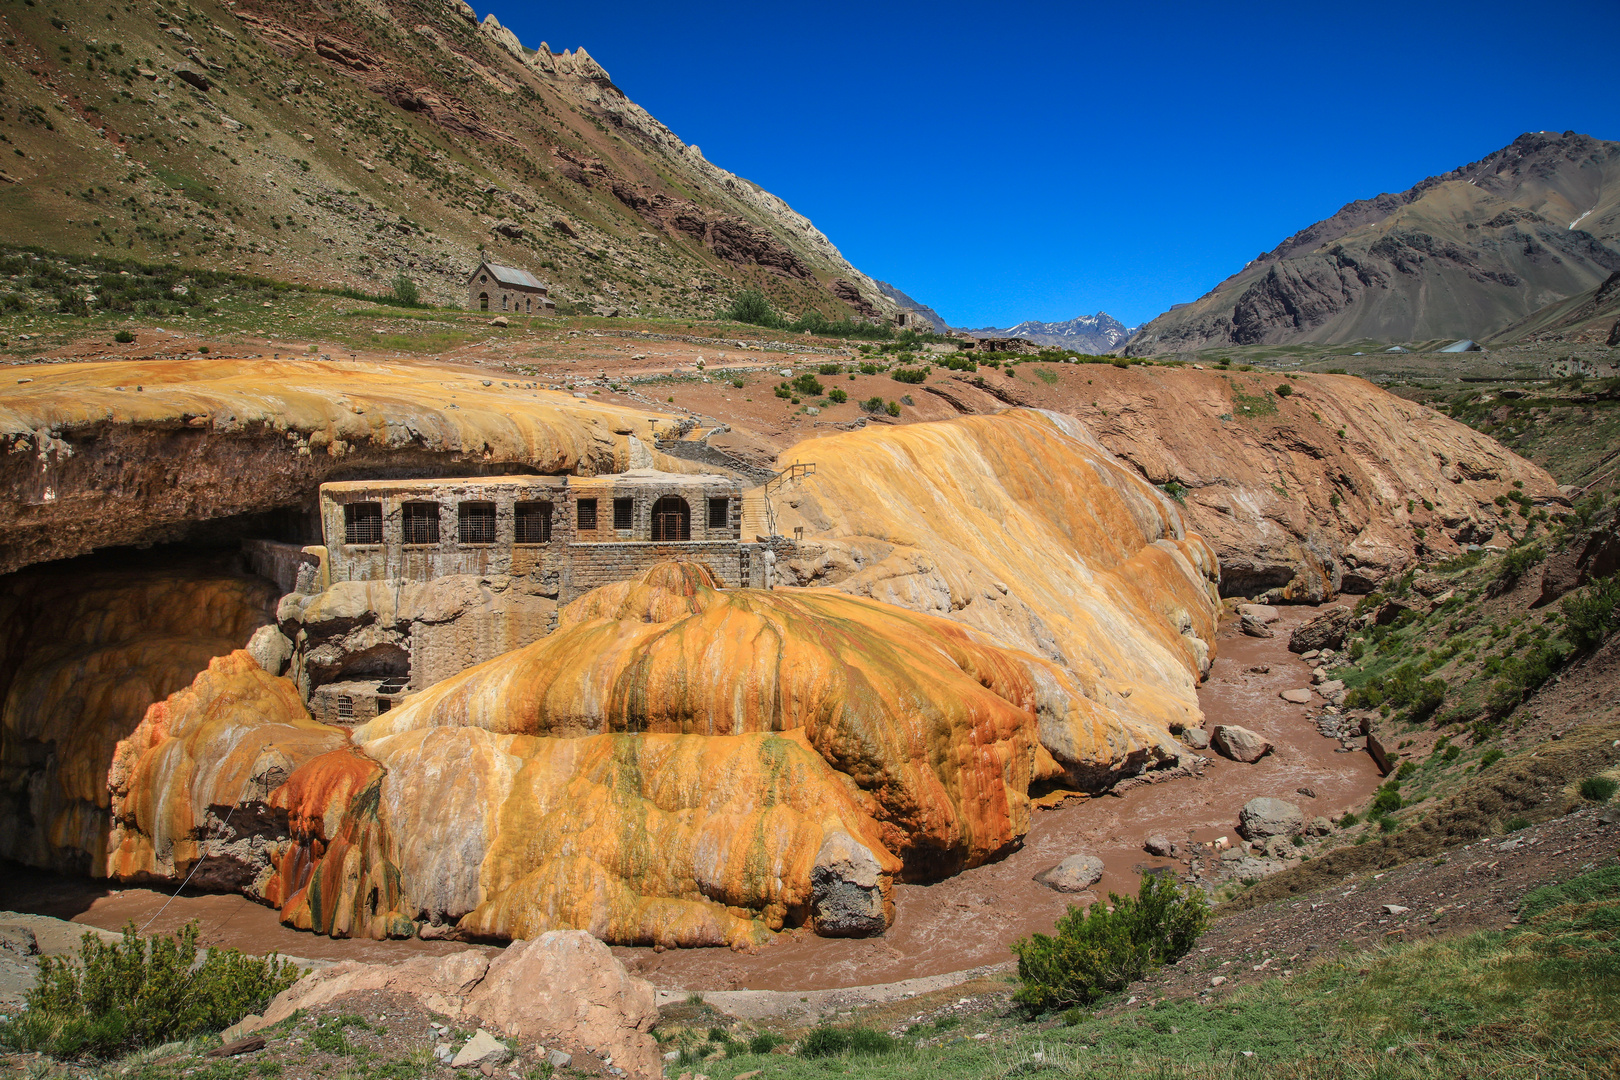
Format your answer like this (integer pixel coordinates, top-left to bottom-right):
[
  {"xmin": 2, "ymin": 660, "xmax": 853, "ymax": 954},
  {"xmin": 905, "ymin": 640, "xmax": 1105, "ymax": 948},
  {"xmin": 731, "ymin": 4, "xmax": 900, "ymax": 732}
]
[{"xmin": 0, "ymin": 607, "xmax": 1383, "ymax": 995}]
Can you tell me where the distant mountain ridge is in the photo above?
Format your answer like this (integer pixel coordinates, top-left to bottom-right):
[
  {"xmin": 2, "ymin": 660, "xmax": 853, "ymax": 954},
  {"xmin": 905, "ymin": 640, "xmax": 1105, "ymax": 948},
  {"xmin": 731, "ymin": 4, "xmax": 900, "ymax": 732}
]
[
  {"xmin": 1128, "ymin": 131, "xmax": 1620, "ymax": 354},
  {"xmin": 964, "ymin": 313, "xmax": 1138, "ymax": 353}
]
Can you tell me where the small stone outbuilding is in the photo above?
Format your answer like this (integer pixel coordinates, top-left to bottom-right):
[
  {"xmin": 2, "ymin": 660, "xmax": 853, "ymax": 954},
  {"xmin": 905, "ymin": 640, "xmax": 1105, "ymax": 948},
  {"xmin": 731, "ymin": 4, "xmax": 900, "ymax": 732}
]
[{"xmin": 467, "ymin": 261, "xmax": 555, "ymax": 314}]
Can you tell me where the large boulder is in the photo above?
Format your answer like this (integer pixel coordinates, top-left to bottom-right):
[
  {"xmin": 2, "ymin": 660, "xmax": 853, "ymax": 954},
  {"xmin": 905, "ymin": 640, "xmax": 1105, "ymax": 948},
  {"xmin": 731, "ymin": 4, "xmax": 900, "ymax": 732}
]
[
  {"xmin": 1037, "ymin": 854, "xmax": 1105, "ymax": 892},
  {"xmin": 1238, "ymin": 797, "xmax": 1305, "ymax": 839},
  {"xmin": 1239, "ymin": 613, "xmax": 1274, "ymax": 638},
  {"xmin": 810, "ymin": 832, "xmax": 891, "ymax": 937},
  {"xmin": 257, "ymin": 932, "xmax": 659, "ymax": 1078},
  {"xmin": 1211, "ymin": 725, "xmax": 1272, "ymax": 763},
  {"xmin": 1288, "ymin": 606, "xmax": 1354, "ymax": 654}
]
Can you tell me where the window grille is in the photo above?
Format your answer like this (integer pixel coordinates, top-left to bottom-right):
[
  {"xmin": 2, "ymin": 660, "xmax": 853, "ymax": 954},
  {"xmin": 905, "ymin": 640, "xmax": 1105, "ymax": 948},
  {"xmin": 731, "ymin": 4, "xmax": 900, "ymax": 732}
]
[
  {"xmin": 402, "ymin": 502, "xmax": 440, "ymax": 545},
  {"xmin": 651, "ymin": 496, "xmax": 691, "ymax": 541},
  {"xmin": 708, "ymin": 497, "xmax": 730, "ymax": 529},
  {"xmin": 344, "ymin": 502, "xmax": 383, "ymax": 544},
  {"xmin": 515, "ymin": 501, "xmax": 553, "ymax": 544},
  {"xmin": 577, "ymin": 498, "xmax": 598, "ymax": 530},
  {"xmin": 336, "ymin": 695, "xmax": 354, "ymax": 721},
  {"xmin": 613, "ymin": 497, "xmax": 634, "ymax": 530},
  {"xmin": 458, "ymin": 502, "xmax": 497, "ymax": 545}
]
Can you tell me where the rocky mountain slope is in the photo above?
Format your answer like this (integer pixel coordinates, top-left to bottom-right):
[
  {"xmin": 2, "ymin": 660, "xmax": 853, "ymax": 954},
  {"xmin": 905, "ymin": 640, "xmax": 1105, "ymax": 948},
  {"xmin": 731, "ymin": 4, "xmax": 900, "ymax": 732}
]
[
  {"xmin": 1491, "ymin": 269, "xmax": 1620, "ymax": 345},
  {"xmin": 1128, "ymin": 132, "xmax": 1620, "ymax": 354},
  {"xmin": 964, "ymin": 313, "xmax": 1137, "ymax": 352},
  {"xmin": 0, "ymin": 0, "xmax": 900, "ymax": 321},
  {"xmin": 875, "ymin": 281, "xmax": 949, "ymax": 334}
]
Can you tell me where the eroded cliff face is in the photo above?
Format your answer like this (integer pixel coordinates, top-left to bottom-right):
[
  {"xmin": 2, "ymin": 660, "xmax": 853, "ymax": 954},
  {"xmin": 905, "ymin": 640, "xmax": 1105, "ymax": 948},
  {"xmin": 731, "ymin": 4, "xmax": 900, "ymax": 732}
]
[
  {"xmin": 0, "ymin": 358, "xmax": 687, "ymax": 575},
  {"xmin": 879, "ymin": 372, "xmax": 1563, "ymax": 599},
  {"xmin": 766, "ymin": 409, "xmax": 1222, "ymax": 734},
  {"xmin": 0, "ymin": 558, "xmax": 277, "ymax": 873}
]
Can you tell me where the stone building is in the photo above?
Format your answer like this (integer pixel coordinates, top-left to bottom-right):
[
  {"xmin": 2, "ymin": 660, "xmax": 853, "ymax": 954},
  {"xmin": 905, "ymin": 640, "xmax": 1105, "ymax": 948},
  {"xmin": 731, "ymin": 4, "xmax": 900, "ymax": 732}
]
[
  {"xmin": 270, "ymin": 469, "xmax": 776, "ymax": 725},
  {"xmin": 467, "ymin": 261, "xmax": 556, "ymax": 314}
]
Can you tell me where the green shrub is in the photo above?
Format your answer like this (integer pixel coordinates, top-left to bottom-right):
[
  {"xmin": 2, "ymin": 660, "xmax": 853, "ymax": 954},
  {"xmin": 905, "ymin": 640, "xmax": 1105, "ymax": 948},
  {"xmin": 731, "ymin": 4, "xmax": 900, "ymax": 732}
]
[
  {"xmin": 1480, "ymin": 748, "xmax": 1505, "ymax": 768},
  {"xmin": 885, "ymin": 400, "xmax": 901, "ymax": 417},
  {"xmin": 859, "ymin": 396, "xmax": 885, "ymax": 413},
  {"xmin": 846, "ymin": 1028, "xmax": 897, "ymax": 1054},
  {"xmin": 1579, "ymin": 776, "xmax": 1618, "ymax": 803},
  {"xmin": 891, "ymin": 367, "xmax": 928, "ymax": 384},
  {"xmin": 748, "ymin": 1031, "xmax": 782, "ymax": 1055},
  {"xmin": 1564, "ymin": 575, "xmax": 1620, "ymax": 651},
  {"xmin": 1, "ymin": 921, "xmax": 300, "ymax": 1058},
  {"xmin": 390, "ymin": 273, "xmax": 419, "ymax": 306},
  {"xmin": 1506, "ymin": 816, "xmax": 1532, "ymax": 831},
  {"xmin": 1276, "ymin": 383, "xmax": 1293, "ymax": 397},
  {"xmin": 827, "ymin": 387, "xmax": 848, "ymax": 404},
  {"xmin": 774, "ymin": 384, "xmax": 793, "ymax": 400},
  {"xmin": 1370, "ymin": 782, "xmax": 1403, "ymax": 815},
  {"xmin": 1337, "ymin": 811, "xmax": 1359, "ymax": 828},
  {"xmin": 730, "ymin": 378, "xmax": 744, "ymax": 388},
  {"xmin": 1010, "ymin": 873, "xmax": 1208, "ymax": 1013},
  {"xmin": 1162, "ymin": 481, "xmax": 1187, "ymax": 504},
  {"xmin": 114, "ymin": 329, "xmax": 134, "ymax": 343},
  {"xmin": 818, "ymin": 363, "xmax": 842, "ymax": 375},
  {"xmin": 798, "ymin": 1026, "xmax": 849, "ymax": 1058},
  {"xmin": 791, "ymin": 373, "xmax": 824, "ymax": 396},
  {"xmin": 724, "ymin": 289, "xmax": 778, "ymax": 327},
  {"xmin": 1499, "ymin": 541, "xmax": 1544, "ymax": 581}
]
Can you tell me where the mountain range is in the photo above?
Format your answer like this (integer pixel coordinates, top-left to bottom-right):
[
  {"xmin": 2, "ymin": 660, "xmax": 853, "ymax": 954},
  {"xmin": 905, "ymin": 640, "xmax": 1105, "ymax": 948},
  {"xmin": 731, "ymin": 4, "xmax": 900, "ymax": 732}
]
[
  {"xmin": 1127, "ymin": 131, "xmax": 1620, "ymax": 354},
  {"xmin": 960, "ymin": 313, "xmax": 1138, "ymax": 353},
  {"xmin": 0, "ymin": 0, "xmax": 901, "ymax": 320}
]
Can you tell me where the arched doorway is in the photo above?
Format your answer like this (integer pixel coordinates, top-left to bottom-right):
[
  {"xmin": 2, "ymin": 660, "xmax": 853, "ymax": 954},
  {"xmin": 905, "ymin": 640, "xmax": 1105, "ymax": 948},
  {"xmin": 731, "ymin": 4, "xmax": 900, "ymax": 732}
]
[
  {"xmin": 650, "ymin": 496, "xmax": 690, "ymax": 541},
  {"xmin": 478, "ymin": 293, "xmax": 489, "ymax": 311}
]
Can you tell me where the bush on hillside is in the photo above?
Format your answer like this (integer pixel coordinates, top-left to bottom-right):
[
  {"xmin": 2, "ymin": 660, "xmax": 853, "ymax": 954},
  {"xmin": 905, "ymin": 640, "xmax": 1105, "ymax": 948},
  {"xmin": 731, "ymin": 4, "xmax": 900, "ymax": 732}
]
[
  {"xmin": 390, "ymin": 273, "xmax": 419, "ymax": 306},
  {"xmin": 1580, "ymin": 775, "xmax": 1618, "ymax": 803},
  {"xmin": 1011, "ymin": 873, "xmax": 1208, "ymax": 1013},
  {"xmin": 1499, "ymin": 541, "xmax": 1544, "ymax": 581},
  {"xmin": 0, "ymin": 921, "xmax": 301, "ymax": 1059},
  {"xmin": 1564, "ymin": 574, "xmax": 1620, "ymax": 651}
]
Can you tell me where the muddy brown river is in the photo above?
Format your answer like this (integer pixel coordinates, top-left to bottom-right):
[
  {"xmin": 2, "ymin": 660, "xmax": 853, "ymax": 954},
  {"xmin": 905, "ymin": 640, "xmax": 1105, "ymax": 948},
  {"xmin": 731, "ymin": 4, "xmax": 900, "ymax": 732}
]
[{"xmin": 0, "ymin": 606, "xmax": 1381, "ymax": 991}]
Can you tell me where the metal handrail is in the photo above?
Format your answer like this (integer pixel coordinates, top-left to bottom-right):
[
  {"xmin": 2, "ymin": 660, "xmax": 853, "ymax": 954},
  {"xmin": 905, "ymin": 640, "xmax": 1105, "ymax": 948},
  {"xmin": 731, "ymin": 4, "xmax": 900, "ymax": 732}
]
[{"xmin": 762, "ymin": 462, "xmax": 816, "ymax": 538}]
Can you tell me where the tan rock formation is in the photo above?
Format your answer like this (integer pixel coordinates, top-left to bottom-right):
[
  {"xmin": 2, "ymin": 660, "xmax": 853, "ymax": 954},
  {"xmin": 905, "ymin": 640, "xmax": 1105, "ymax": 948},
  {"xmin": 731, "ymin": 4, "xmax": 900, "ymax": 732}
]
[
  {"xmin": 258, "ymin": 932, "xmax": 660, "ymax": 1077},
  {"xmin": 339, "ymin": 558, "xmax": 1189, "ymax": 945},
  {"xmin": 0, "ymin": 358, "xmax": 692, "ymax": 575},
  {"xmin": 953, "ymin": 371, "xmax": 1564, "ymax": 598},
  {"xmin": 766, "ymin": 409, "xmax": 1222, "ymax": 737},
  {"xmin": 106, "ymin": 651, "xmax": 345, "ymax": 895}
]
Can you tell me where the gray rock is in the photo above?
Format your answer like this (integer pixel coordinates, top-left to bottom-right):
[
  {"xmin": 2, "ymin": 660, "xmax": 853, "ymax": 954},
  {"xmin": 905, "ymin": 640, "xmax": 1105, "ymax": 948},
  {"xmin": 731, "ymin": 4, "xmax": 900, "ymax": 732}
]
[
  {"xmin": 434, "ymin": 1044, "xmax": 455, "ymax": 1064},
  {"xmin": 1288, "ymin": 605, "xmax": 1354, "ymax": 653},
  {"xmin": 1143, "ymin": 834, "xmax": 1173, "ymax": 857},
  {"xmin": 1211, "ymin": 725, "xmax": 1272, "ymax": 763},
  {"xmin": 1236, "ymin": 603, "xmax": 1281, "ymax": 624},
  {"xmin": 1279, "ymin": 688, "xmax": 1313, "ymax": 704},
  {"xmin": 1382, "ymin": 904, "xmax": 1410, "ymax": 916},
  {"xmin": 451, "ymin": 1029, "xmax": 511, "ymax": 1069},
  {"xmin": 1238, "ymin": 797, "xmax": 1305, "ymax": 839},
  {"xmin": 811, "ymin": 832, "xmax": 888, "ymax": 936},
  {"xmin": 1239, "ymin": 613, "xmax": 1274, "ymax": 638},
  {"xmin": 1307, "ymin": 816, "xmax": 1333, "ymax": 836},
  {"xmin": 1263, "ymin": 835, "xmax": 1296, "ymax": 859},
  {"xmin": 492, "ymin": 219, "xmax": 525, "ymax": 239},
  {"xmin": 1182, "ymin": 727, "xmax": 1210, "ymax": 750},
  {"xmin": 1316, "ymin": 679, "xmax": 1346, "ymax": 704},
  {"xmin": 246, "ymin": 624, "xmax": 293, "ymax": 676},
  {"xmin": 1038, "ymin": 854, "xmax": 1105, "ymax": 892},
  {"xmin": 547, "ymin": 1050, "xmax": 573, "ymax": 1069}
]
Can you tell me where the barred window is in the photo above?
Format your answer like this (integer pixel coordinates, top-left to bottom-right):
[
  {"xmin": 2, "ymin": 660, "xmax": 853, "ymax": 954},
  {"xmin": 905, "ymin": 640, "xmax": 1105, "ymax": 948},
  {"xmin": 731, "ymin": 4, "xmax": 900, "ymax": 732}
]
[
  {"xmin": 344, "ymin": 502, "xmax": 382, "ymax": 545},
  {"xmin": 458, "ymin": 502, "xmax": 497, "ymax": 545},
  {"xmin": 613, "ymin": 497, "xmax": 634, "ymax": 530},
  {"xmin": 577, "ymin": 498, "xmax": 598, "ymax": 531},
  {"xmin": 707, "ymin": 497, "xmax": 730, "ymax": 529},
  {"xmin": 402, "ymin": 502, "xmax": 440, "ymax": 545},
  {"xmin": 515, "ymin": 501, "xmax": 552, "ymax": 544}
]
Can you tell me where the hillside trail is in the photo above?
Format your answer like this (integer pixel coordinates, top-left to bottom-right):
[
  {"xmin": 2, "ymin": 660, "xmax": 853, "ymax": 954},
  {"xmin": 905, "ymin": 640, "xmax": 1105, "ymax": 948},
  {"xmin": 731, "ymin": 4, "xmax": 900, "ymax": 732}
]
[{"xmin": 0, "ymin": 607, "xmax": 1382, "ymax": 991}]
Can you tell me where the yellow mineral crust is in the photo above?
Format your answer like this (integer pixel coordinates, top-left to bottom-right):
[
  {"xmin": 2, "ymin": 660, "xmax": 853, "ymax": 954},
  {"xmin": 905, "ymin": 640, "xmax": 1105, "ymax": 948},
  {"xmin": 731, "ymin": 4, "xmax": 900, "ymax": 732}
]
[
  {"xmin": 346, "ymin": 561, "xmax": 1181, "ymax": 943},
  {"xmin": 767, "ymin": 409, "xmax": 1222, "ymax": 737},
  {"xmin": 106, "ymin": 651, "xmax": 345, "ymax": 888}
]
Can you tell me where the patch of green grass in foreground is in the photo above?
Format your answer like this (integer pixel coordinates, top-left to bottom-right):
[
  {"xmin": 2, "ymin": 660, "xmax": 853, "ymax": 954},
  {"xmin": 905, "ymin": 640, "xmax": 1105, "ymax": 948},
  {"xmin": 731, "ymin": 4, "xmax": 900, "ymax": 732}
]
[{"xmin": 695, "ymin": 863, "xmax": 1619, "ymax": 1080}]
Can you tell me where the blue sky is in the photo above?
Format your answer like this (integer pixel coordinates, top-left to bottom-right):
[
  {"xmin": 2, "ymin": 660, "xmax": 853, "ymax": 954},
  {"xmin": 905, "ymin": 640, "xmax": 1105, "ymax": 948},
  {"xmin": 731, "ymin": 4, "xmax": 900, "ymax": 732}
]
[{"xmin": 484, "ymin": 0, "xmax": 1619, "ymax": 329}]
